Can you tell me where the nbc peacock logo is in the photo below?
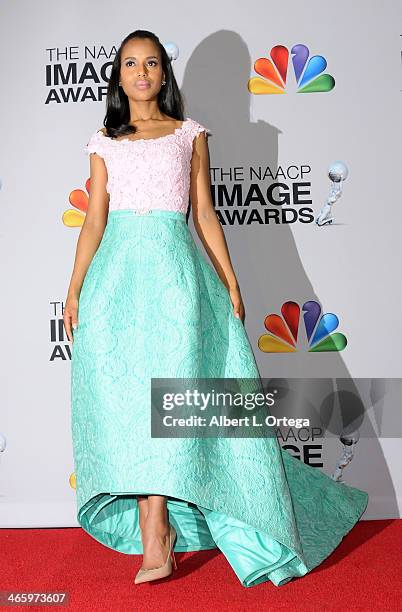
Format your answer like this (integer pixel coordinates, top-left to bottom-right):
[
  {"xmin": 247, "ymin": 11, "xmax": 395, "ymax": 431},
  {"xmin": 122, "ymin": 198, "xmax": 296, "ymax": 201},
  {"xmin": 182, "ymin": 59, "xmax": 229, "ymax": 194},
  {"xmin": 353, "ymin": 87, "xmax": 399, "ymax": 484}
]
[
  {"xmin": 62, "ymin": 179, "xmax": 90, "ymax": 227},
  {"xmin": 258, "ymin": 300, "xmax": 347, "ymax": 353},
  {"xmin": 248, "ymin": 44, "xmax": 335, "ymax": 95}
]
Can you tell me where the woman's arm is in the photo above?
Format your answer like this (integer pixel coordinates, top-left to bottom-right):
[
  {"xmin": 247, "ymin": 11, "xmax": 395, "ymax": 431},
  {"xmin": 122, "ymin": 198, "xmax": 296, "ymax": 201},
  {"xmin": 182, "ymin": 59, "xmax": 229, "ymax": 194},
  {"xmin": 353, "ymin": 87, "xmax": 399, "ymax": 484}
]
[
  {"xmin": 64, "ymin": 148, "xmax": 109, "ymax": 342},
  {"xmin": 190, "ymin": 131, "xmax": 245, "ymax": 321}
]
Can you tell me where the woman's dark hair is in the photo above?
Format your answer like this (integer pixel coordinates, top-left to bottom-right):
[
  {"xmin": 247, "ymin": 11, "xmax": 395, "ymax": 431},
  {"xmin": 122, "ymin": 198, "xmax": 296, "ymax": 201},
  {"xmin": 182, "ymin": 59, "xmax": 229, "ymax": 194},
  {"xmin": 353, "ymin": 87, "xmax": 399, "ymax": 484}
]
[{"xmin": 103, "ymin": 30, "xmax": 185, "ymax": 138}]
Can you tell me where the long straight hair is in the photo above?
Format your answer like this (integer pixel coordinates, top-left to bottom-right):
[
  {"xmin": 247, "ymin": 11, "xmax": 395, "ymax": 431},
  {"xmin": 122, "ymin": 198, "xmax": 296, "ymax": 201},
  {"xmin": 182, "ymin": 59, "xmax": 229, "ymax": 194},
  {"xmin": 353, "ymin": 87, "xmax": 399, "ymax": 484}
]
[{"xmin": 103, "ymin": 30, "xmax": 185, "ymax": 139}]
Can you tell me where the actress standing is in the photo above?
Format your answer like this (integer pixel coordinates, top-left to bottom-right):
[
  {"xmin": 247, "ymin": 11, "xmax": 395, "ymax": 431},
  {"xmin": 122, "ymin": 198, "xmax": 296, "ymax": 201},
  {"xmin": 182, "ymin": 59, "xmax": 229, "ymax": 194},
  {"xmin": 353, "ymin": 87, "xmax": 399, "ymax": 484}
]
[{"xmin": 65, "ymin": 29, "xmax": 368, "ymax": 587}]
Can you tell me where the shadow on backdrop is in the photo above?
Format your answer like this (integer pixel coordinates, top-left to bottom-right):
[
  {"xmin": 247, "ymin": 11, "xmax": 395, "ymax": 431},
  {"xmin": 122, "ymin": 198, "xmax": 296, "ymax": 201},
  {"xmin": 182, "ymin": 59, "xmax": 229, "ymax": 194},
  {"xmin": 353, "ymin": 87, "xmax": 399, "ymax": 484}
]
[{"xmin": 181, "ymin": 29, "xmax": 397, "ymax": 521}]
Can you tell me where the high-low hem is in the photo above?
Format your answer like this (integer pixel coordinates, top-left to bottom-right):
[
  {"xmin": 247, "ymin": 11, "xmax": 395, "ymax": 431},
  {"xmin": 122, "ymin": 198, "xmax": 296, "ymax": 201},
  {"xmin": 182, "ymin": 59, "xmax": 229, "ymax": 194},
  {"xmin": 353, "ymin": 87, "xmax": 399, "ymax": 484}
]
[
  {"xmin": 77, "ymin": 489, "xmax": 305, "ymax": 588},
  {"xmin": 76, "ymin": 458, "xmax": 368, "ymax": 588}
]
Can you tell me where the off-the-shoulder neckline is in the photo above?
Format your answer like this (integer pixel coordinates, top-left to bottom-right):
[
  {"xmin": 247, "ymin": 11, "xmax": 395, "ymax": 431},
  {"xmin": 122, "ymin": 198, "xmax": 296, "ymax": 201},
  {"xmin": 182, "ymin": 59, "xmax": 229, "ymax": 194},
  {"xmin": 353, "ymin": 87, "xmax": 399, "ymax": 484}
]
[{"xmin": 96, "ymin": 117, "xmax": 192, "ymax": 144}]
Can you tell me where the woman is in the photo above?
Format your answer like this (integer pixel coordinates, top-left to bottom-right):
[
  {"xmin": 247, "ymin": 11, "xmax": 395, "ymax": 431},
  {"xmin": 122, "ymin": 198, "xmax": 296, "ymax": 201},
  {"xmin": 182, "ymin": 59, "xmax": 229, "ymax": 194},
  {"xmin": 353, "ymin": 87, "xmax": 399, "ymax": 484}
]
[{"xmin": 65, "ymin": 29, "xmax": 368, "ymax": 587}]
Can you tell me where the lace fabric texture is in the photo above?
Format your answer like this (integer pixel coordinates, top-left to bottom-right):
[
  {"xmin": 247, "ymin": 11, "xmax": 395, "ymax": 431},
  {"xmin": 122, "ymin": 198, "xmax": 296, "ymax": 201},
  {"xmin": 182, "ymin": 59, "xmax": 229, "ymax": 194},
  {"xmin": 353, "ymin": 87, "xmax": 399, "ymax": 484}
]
[{"xmin": 84, "ymin": 117, "xmax": 208, "ymax": 213}]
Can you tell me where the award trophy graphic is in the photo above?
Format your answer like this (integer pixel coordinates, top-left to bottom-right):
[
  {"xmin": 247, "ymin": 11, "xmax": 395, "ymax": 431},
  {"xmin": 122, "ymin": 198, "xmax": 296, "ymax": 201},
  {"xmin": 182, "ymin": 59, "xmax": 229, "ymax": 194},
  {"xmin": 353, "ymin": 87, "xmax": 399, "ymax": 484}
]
[
  {"xmin": 316, "ymin": 161, "xmax": 349, "ymax": 226},
  {"xmin": 332, "ymin": 430, "xmax": 360, "ymax": 482}
]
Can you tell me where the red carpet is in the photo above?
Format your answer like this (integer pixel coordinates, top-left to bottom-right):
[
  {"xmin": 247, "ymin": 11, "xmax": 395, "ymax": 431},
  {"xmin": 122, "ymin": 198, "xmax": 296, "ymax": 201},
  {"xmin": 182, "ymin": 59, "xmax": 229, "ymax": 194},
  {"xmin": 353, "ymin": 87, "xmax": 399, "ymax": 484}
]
[{"xmin": 2, "ymin": 519, "xmax": 401, "ymax": 611}]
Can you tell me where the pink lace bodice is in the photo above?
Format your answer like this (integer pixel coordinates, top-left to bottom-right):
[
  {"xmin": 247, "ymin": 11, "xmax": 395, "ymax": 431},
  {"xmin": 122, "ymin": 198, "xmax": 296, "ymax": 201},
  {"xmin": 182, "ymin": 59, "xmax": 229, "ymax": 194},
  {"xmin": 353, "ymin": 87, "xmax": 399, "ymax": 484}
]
[{"xmin": 84, "ymin": 117, "xmax": 208, "ymax": 214}]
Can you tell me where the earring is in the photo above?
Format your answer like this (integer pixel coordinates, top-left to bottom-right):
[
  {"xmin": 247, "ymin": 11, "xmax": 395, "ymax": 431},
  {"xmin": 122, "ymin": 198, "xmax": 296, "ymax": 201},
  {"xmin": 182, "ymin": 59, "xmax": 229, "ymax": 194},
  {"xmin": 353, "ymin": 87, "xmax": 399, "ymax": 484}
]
[{"xmin": 162, "ymin": 80, "xmax": 166, "ymax": 85}]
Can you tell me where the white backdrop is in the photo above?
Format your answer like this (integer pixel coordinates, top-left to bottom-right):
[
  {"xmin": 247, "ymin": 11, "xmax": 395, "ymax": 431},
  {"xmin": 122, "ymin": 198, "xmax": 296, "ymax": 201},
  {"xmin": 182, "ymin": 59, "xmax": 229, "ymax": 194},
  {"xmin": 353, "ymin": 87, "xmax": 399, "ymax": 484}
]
[{"xmin": 1, "ymin": 0, "xmax": 401, "ymax": 526}]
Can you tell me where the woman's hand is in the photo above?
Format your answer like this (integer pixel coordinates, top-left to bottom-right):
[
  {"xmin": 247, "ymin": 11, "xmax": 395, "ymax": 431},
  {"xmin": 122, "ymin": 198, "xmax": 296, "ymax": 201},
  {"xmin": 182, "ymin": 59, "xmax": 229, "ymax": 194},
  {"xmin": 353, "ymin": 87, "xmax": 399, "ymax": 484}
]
[
  {"xmin": 228, "ymin": 284, "xmax": 245, "ymax": 323},
  {"xmin": 64, "ymin": 293, "xmax": 79, "ymax": 343}
]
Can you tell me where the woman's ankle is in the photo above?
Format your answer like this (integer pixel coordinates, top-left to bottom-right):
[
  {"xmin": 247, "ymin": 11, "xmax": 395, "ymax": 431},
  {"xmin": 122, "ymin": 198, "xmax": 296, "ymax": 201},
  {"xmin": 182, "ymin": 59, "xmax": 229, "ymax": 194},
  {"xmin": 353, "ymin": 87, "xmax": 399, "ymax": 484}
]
[{"xmin": 143, "ymin": 514, "xmax": 169, "ymax": 535}]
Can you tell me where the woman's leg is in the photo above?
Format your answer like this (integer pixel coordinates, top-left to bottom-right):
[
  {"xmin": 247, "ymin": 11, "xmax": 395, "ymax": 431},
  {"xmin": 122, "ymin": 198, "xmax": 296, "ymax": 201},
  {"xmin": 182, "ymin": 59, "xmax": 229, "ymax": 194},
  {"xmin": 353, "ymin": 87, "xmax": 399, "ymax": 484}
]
[
  {"xmin": 139, "ymin": 494, "xmax": 170, "ymax": 570},
  {"xmin": 137, "ymin": 495, "xmax": 149, "ymax": 530}
]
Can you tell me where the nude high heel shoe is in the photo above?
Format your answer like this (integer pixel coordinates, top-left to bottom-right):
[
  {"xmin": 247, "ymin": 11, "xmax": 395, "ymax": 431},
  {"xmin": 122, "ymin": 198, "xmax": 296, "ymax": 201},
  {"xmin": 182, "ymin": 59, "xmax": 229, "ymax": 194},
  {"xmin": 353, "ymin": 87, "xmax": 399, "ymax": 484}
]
[{"xmin": 134, "ymin": 524, "xmax": 177, "ymax": 584}]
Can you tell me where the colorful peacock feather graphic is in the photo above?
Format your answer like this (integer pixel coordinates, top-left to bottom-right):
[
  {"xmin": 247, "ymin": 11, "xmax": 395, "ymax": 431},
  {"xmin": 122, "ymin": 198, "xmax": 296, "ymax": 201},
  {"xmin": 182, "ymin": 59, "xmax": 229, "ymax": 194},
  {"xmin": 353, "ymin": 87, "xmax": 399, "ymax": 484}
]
[
  {"xmin": 258, "ymin": 300, "xmax": 347, "ymax": 353},
  {"xmin": 62, "ymin": 178, "xmax": 91, "ymax": 227},
  {"xmin": 248, "ymin": 44, "xmax": 335, "ymax": 94}
]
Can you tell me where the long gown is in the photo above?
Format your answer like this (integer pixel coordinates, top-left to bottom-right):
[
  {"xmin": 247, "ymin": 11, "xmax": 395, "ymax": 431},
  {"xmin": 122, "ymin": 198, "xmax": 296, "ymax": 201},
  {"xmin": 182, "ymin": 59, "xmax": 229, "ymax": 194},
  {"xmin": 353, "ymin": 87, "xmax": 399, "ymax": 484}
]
[{"xmin": 70, "ymin": 117, "xmax": 369, "ymax": 588}]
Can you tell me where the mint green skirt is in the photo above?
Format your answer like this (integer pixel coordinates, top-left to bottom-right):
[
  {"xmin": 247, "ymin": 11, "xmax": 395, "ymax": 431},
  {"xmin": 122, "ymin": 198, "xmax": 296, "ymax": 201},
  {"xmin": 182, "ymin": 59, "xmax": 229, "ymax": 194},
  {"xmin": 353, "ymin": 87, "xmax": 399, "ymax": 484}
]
[{"xmin": 71, "ymin": 209, "xmax": 368, "ymax": 587}]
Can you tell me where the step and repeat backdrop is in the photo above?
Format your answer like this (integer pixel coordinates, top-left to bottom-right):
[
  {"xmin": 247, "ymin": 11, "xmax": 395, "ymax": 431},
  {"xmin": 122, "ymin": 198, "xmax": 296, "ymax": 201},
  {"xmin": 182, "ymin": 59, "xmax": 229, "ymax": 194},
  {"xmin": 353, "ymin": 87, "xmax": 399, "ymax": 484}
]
[{"xmin": 1, "ymin": 0, "xmax": 401, "ymax": 525}]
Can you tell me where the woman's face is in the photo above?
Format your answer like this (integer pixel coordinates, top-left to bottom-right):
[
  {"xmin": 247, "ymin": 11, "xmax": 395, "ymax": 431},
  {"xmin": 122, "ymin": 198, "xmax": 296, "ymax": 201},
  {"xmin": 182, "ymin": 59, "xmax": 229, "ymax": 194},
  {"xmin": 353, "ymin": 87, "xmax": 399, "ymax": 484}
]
[{"xmin": 119, "ymin": 38, "xmax": 164, "ymax": 99}]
